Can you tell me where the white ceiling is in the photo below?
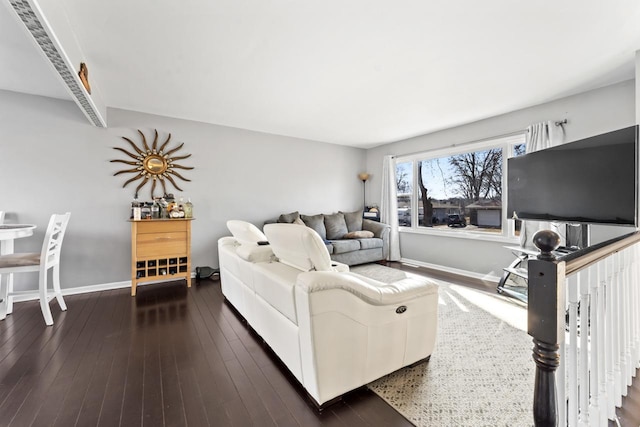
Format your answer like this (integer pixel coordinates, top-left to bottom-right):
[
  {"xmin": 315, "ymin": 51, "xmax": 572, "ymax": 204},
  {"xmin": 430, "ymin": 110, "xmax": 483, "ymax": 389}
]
[{"xmin": 2, "ymin": 1, "xmax": 640, "ymax": 148}]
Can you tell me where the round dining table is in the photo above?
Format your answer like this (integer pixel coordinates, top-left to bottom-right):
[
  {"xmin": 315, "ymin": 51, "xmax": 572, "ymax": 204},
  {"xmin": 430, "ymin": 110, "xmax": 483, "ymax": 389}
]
[
  {"xmin": 0, "ymin": 224, "xmax": 37, "ymax": 254},
  {"xmin": 0, "ymin": 224, "xmax": 37, "ymax": 311}
]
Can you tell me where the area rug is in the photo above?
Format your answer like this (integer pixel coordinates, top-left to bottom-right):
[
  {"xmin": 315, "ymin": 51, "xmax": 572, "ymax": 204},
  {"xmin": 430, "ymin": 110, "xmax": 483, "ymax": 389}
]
[{"xmin": 350, "ymin": 264, "xmax": 535, "ymax": 427}]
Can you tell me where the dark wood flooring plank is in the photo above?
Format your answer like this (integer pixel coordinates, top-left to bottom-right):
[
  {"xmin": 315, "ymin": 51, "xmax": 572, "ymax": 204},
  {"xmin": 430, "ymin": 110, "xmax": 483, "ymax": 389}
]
[
  {"xmin": 219, "ymin": 397, "xmax": 254, "ymax": 427},
  {"xmin": 17, "ymin": 294, "xmax": 99, "ymax": 426},
  {"xmin": 179, "ymin": 300, "xmax": 234, "ymax": 425},
  {"xmin": 167, "ymin": 296, "xmax": 210, "ymax": 427},
  {"xmin": 189, "ymin": 282, "xmax": 237, "ymax": 362},
  {"xmin": 53, "ymin": 291, "xmax": 118, "ymax": 425},
  {"xmin": 0, "ymin": 306, "xmax": 46, "ymax": 371},
  {"xmin": 228, "ymin": 338, "xmax": 300, "ymax": 427},
  {"xmin": 49, "ymin": 290, "xmax": 117, "ymax": 427},
  {"xmin": 141, "ymin": 293, "xmax": 166, "ymax": 426},
  {"xmin": 158, "ymin": 303, "xmax": 188, "ymax": 427},
  {"xmin": 0, "ymin": 299, "xmax": 36, "ymax": 343},
  {"xmin": 119, "ymin": 303, "xmax": 148, "ymax": 426},
  {"xmin": 74, "ymin": 290, "xmax": 130, "ymax": 427},
  {"xmin": 258, "ymin": 361, "xmax": 330, "ymax": 427},
  {"xmin": 223, "ymin": 357, "xmax": 277, "ymax": 427},
  {"xmin": 185, "ymin": 285, "xmax": 242, "ymax": 401},
  {"xmin": 0, "ymin": 293, "xmax": 94, "ymax": 426},
  {"xmin": 96, "ymin": 291, "xmax": 136, "ymax": 427}
]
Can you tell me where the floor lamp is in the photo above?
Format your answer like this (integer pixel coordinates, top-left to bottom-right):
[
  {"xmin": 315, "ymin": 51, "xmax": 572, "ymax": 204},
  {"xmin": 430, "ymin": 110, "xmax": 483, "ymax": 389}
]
[{"xmin": 358, "ymin": 172, "xmax": 370, "ymax": 210}]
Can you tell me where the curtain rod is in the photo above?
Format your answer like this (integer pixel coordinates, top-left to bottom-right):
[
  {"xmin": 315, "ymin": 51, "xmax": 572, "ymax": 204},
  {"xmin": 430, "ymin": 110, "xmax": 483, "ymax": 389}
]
[
  {"xmin": 392, "ymin": 129, "xmax": 525, "ymax": 159},
  {"xmin": 391, "ymin": 119, "xmax": 568, "ymax": 159}
]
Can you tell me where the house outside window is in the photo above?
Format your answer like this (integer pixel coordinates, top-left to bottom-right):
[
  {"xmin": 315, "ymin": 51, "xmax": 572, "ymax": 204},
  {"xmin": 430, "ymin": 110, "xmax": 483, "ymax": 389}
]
[{"xmin": 396, "ymin": 135, "xmax": 526, "ymax": 240}]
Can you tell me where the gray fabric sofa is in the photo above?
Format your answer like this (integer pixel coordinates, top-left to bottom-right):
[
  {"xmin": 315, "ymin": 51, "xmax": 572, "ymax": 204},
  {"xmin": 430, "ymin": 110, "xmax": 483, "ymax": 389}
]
[{"xmin": 268, "ymin": 210, "xmax": 390, "ymax": 266}]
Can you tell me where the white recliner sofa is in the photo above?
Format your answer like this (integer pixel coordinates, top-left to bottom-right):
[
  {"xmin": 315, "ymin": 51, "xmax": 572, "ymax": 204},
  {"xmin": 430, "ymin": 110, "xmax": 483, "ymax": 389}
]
[{"xmin": 218, "ymin": 220, "xmax": 439, "ymax": 408}]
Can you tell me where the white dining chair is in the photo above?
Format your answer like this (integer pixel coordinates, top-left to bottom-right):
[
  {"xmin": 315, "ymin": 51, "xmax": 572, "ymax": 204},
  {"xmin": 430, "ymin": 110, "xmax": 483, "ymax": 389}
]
[{"xmin": 0, "ymin": 213, "xmax": 71, "ymax": 326}]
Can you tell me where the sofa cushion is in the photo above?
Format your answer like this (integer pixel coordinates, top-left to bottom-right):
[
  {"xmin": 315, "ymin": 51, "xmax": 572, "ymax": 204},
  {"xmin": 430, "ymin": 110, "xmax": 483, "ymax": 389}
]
[
  {"xmin": 226, "ymin": 220, "xmax": 267, "ymax": 244},
  {"xmin": 264, "ymin": 223, "xmax": 333, "ymax": 272},
  {"xmin": 278, "ymin": 211, "xmax": 300, "ymax": 223},
  {"xmin": 329, "ymin": 239, "xmax": 361, "ymax": 254},
  {"xmin": 301, "ymin": 214, "xmax": 327, "ymax": 240},
  {"xmin": 236, "ymin": 244, "xmax": 274, "ymax": 263},
  {"xmin": 344, "ymin": 230, "xmax": 374, "ymax": 239},
  {"xmin": 324, "ymin": 212, "xmax": 348, "ymax": 240},
  {"xmin": 359, "ymin": 237, "xmax": 383, "ymax": 250},
  {"xmin": 341, "ymin": 210, "xmax": 363, "ymax": 232}
]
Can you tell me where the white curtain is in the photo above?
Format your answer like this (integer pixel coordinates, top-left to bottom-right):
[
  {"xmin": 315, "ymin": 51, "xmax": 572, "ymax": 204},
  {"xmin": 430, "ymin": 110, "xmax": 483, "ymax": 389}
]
[
  {"xmin": 519, "ymin": 121, "xmax": 565, "ymax": 248},
  {"xmin": 381, "ymin": 155, "xmax": 401, "ymax": 261}
]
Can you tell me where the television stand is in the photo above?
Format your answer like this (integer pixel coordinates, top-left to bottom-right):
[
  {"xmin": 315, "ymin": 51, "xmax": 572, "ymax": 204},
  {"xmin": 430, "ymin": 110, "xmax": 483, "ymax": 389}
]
[
  {"xmin": 497, "ymin": 244, "xmax": 581, "ymax": 304},
  {"xmin": 497, "ymin": 246, "xmax": 531, "ymax": 304}
]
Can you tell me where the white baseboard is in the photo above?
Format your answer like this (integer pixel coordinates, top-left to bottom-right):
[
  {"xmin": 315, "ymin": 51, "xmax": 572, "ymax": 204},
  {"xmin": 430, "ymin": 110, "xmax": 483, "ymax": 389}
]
[
  {"xmin": 11, "ymin": 272, "xmax": 198, "ymax": 302},
  {"xmin": 399, "ymin": 257, "xmax": 501, "ymax": 284}
]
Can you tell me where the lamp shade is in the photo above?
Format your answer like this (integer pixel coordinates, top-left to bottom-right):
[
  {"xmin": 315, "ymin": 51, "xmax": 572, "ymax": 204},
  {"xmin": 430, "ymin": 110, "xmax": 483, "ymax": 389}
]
[{"xmin": 358, "ymin": 172, "xmax": 370, "ymax": 181}]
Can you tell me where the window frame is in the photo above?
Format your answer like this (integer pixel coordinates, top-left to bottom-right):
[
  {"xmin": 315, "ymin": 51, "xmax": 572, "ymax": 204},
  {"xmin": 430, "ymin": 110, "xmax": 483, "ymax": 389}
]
[{"xmin": 395, "ymin": 133, "xmax": 526, "ymax": 243}]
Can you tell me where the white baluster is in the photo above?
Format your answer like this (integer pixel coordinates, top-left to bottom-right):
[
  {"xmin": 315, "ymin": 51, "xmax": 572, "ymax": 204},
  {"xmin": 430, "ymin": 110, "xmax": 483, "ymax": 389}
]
[
  {"xmin": 635, "ymin": 246, "xmax": 640, "ymax": 368},
  {"xmin": 634, "ymin": 246, "xmax": 640, "ymax": 369},
  {"xmin": 597, "ymin": 261, "xmax": 608, "ymax": 427},
  {"xmin": 567, "ymin": 274, "xmax": 579, "ymax": 426},
  {"xmin": 605, "ymin": 257, "xmax": 616, "ymax": 420},
  {"xmin": 588, "ymin": 264, "xmax": 601, "ymax": 426},
  {"xmin": 559, "ymin": 336, "xmax": 567, "ymax": 427},
  {"xmin": 622, "ymin": 249, "xmax": 632, "ymax": 388},
  {"xmin": 578, "ymin": 268, "xmax": 590, "ymax": 427},
  {"xmin": 612, "ymin": 253, "xmax": 622, "ymax": 407}
]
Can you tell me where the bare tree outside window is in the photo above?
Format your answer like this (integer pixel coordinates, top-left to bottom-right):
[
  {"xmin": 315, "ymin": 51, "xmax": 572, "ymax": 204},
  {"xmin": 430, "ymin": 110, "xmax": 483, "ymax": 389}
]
[
  {"xmin": 396, "ymin": 162, "xmax": 413, "ymax": 226},
  {"xmin": 448, "ymin": 149, "xmax": 502, "ymax": 201},
  {"xmin": 414, "ymin": 149, "xmax": 505, "ymax": 232},
  {"xmin": 395, "ymin": 138, "xmax": 526, "ymax": 235}
]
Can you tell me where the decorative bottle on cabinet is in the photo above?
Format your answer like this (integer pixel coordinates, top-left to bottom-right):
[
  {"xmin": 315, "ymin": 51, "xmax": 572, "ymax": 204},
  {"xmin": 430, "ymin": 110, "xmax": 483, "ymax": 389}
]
[{"xmin": 184, "ymin": 199, "xmax": 193, "ymax": 218}]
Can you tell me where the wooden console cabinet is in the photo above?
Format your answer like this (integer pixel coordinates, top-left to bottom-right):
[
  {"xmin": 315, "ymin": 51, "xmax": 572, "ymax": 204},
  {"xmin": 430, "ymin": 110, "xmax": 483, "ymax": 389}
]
[{"xmin": 130, "ymin": 218, "xmax": 193, "ymax": 296}]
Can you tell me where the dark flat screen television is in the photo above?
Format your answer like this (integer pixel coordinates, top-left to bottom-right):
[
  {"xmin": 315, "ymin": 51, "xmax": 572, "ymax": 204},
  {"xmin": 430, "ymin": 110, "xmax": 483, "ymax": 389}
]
[{"xmin": 507, "ymin": 125, "xmax": 638, "ymax": 226}]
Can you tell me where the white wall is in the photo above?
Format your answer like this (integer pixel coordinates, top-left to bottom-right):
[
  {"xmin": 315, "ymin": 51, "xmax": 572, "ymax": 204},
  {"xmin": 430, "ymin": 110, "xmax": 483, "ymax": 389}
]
[
  {"xmin": 365, "ymin": 80, "xmax": 636, "ymax": 278},
  {"xmin": 0, "ymin": 90, "xmax": 365, "ymax": 291}
]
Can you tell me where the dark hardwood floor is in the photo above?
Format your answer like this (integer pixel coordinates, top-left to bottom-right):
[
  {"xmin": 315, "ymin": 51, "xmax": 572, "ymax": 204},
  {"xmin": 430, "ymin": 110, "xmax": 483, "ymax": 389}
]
[
  {"xmin": 1, "ymin": 265, "xmax": 639, "ymax": 426},
  {"xmin": 0, "ymin": 278, "xmax": 412, "ymax": 427}
]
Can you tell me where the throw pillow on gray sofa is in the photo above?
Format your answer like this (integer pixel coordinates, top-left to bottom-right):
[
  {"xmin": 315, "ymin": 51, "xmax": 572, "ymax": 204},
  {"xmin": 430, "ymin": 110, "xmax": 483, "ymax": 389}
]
[
  {"xmin": 301, "ymin": 214, "xmax": 327, "ymax": 240},
  {"xmin": 344, "ymin": 230, "xmax": 374, "ymax": 239},
  {"xmin": 278, "ymin": 211, "xmax": 300, "ymax": 223},
  {"xmin": 341, "ymin": 210, "xmax": 363, "ymax": 232},
  {"xmin": 324, "ymin": 212, "xmax": 349, "ymax": 240}
]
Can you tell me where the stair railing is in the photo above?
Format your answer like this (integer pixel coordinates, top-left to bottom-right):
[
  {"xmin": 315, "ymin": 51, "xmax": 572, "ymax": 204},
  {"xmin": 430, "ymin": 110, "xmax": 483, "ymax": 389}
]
[{"xmin": 528, "ymin": 229, "xmax": 640, "ymax": 427}]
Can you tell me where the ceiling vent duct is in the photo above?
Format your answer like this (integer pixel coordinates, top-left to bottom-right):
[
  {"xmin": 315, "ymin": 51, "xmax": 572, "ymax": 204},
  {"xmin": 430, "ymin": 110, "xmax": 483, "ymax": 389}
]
[{"xmin": 8, "ymin": 0, "xmax": 106, "ymax": 127}]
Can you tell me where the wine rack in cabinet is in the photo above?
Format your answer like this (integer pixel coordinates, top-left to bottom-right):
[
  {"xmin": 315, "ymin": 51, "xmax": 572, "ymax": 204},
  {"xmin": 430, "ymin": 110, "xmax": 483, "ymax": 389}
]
[{"xmin": 130, "ymin": 218, "xmax": 193, "ymax": 296}]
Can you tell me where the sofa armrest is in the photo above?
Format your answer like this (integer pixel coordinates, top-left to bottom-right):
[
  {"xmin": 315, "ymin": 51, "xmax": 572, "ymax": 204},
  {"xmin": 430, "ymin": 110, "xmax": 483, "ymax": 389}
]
[
  {"xmin": 362, "ymin": 219, "xmax": 388, "ymax": 237},
  {"xmin": 296, "ymin": 271, "xmax": 438, "ymax": 305},
  {"xmin": 362, "ymin": 219, "xmax": 390, "ymax": 259}
]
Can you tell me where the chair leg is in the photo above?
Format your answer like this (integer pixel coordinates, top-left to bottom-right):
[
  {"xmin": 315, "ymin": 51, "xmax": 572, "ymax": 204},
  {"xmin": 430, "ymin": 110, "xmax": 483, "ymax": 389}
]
[
  {"xmin": 6, "ymin": 272, "xmax": 13, "ymax": 315},
  {"xmin": 0, "ymin": 273, "xmax": 8, "ymax": 321},
  {"xmin": 52, "ymin": 264, "xmax": 67, "ymax": 311},
  {"xmin": 39, "ymin": 271, "xmax": 53, "ymax": 326}
]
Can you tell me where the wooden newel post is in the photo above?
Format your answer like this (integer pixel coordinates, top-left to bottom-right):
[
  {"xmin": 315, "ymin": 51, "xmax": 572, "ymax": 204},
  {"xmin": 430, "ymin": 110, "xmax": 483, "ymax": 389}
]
[{"xmin": 528, "ymin": 229, "xmax": 565, "ymax": 427}]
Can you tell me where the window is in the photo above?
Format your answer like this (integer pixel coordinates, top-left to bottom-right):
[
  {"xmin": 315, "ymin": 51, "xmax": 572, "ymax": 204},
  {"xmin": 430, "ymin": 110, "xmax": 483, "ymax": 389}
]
[
  {"xmin": 396, "ymin": 161, "xmax": 413, "ymax": 226},
  {"xmin": 395, "ymin": 135, "xmax": 526, "ymax": 239}
]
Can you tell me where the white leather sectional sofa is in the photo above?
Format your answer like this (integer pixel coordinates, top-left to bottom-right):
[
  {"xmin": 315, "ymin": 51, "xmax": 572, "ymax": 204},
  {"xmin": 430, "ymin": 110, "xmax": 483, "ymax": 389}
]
[{"xmin": 218, "ymin": 221, "xmax": 439, "ymax": 408}]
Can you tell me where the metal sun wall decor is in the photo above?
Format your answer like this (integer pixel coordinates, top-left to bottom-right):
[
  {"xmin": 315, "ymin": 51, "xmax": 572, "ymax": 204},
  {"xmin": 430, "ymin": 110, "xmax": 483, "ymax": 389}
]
[{"xmin": 111, "ymin": 129, "xmax": 194, "ymax": 199}]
